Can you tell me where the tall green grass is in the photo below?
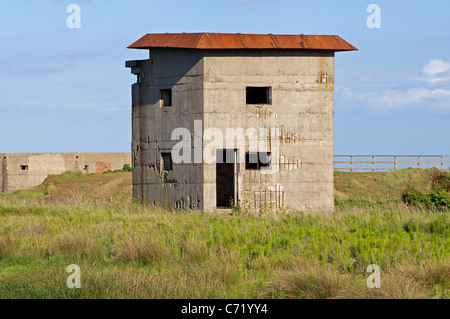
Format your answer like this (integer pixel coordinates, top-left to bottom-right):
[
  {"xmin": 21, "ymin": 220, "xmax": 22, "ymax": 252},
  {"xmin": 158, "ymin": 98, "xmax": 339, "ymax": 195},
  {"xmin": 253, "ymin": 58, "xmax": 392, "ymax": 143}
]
[
  {"xmin": 0, "ymin": 189, "xmax": 47, "ymax": 202},
  {"xmin": 0, "ymin": 201, "xmax": 448, "ymax": 299},
  {"xmin": 334, "ymin": 167, "xmax": 441, "ymax": 200},
  {"xmin": 59, "ymin": 170, "xmax": 86, "ymax": 179}
]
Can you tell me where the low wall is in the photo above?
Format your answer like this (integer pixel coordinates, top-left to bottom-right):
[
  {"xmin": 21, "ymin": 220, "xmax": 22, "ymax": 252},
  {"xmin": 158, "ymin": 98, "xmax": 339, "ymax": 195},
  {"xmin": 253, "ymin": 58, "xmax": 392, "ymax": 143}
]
[{"xmin": 0, "ymin": 153, "xmax": 131, "ymax": 193}]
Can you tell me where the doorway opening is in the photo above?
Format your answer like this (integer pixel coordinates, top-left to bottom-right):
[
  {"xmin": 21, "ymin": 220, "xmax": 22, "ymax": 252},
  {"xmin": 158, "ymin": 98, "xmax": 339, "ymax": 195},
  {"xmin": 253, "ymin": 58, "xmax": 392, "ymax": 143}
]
[{"xmin": 216, "ymin": 149, "xmax": 239, "ymax": 208}]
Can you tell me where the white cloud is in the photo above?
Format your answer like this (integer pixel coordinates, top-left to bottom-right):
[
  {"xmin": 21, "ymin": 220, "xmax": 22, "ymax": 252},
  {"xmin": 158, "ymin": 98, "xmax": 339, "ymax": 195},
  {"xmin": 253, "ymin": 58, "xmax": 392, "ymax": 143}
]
[
  {"xmin": 422, "ymin": 59, "xmax": 450, "ymax": 85},
  {"xmin": 374, "ymin": 88, "xmax": 450, "ymax": 106},
  {"xmin": 344, "ymin": 87, "xmax": 450, "ymax": 112},
  {"xmin": 340, "ymin": 59, "xmax": 450, "ymax": 113},
  {"xmin": 0, "ymin": 50, "xmax": 95, "ymax": 74},
  {"xmin": 423, "ymin": 59, "xmax": 450, "ymax": 76},
  {"xmin": 426, "ymin": 77, "xmax": 450, "ymax": 85}
]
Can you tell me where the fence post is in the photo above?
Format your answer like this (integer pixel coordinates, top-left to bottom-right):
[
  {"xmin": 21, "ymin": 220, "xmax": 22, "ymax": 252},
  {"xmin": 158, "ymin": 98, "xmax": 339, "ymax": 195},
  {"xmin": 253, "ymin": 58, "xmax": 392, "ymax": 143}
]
[
  {"xmin": 417, "ymin": 156, "xmax": 420, "ymax": 168},
  {"xmin": 350, "ymin": 155, "xmax": 353, "ymax": 172},
  {"xmin": 441, "ymin": 156, "xmax": 444, "ymax": 171},
  {"xmin": 394, "ymin": 156, "xmax": 397, "ymax": 171},
  {"xmin": 372, "ymin": 156, "xmax": 375, "ymax": 172}
]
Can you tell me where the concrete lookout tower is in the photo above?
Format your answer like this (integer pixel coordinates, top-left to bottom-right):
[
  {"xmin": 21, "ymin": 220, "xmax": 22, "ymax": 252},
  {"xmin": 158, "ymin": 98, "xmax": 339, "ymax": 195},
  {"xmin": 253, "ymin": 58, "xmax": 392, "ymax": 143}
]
[{"xmin": 126, "ymin": 33, "xmax": 357, "ymax": 212}]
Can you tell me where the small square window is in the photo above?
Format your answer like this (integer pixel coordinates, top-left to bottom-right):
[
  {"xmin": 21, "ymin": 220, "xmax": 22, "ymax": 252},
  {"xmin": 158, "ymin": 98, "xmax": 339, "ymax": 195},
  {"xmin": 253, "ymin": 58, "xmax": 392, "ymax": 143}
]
[
  {"xmin": 160, "ymin": 89, "xmax": 172, "ymax": 107},
  {"xmin": 246, "ymin": 86, "xmax": 271, "ymax": 104},
  {"xmin": 83, "ymin": 165, "xmax": 89, "ymax": 170},
  {"xmin": 161, "ymin": 152, "xmax": 173, "ymax": 171},
  {"xmin": 245, "ymin": 152, "xmax": 271, "ymax": 170},
  {"xmin": 20, "ymin": 165, "xmax": 29, "ymax": 171},
  {"xmin": 245, "ymin": 152, "xmax": 259, "ymax": 170}
]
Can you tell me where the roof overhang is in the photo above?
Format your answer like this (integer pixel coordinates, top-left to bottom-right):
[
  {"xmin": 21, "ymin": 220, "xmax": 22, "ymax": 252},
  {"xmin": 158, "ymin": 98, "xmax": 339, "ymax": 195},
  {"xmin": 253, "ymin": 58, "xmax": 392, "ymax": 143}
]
[{"xmin": 128, "ymin": 33, "xmax": 357, "ymax": 51}]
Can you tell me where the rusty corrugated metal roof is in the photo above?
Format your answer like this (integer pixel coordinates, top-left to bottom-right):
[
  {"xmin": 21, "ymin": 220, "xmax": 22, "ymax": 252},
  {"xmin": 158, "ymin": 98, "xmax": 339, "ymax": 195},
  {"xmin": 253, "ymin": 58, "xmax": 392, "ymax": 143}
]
[{"xmin": 128, "ymin": 33, "xmax": 357, "ymax": 51}]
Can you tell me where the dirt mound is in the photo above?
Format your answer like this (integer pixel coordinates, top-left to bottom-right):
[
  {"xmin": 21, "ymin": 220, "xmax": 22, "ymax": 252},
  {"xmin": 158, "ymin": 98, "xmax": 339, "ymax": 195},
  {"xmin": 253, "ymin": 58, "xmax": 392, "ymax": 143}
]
[{"xmin": 39, "ymin": 171, "xmax": 132, "ymax": 206}]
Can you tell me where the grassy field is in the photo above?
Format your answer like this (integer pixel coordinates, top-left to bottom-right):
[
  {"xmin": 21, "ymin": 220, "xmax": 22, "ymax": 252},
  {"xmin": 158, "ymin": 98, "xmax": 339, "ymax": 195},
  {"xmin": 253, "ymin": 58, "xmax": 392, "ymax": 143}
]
[
  {"xmin": 334, "ymin": 167, "xmax": 442, "ymax": 200},
  {"xmin": 0, "ymin": 169, "xmax": 448, "ymax": 299}
]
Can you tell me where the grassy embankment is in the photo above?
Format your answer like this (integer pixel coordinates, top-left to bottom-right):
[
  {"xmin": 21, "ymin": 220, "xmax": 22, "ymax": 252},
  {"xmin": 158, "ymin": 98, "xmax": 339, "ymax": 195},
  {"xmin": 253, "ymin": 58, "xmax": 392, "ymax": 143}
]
[{"xmin": 0, "ymin": 168, "xmax": 448, "ymax": 299}]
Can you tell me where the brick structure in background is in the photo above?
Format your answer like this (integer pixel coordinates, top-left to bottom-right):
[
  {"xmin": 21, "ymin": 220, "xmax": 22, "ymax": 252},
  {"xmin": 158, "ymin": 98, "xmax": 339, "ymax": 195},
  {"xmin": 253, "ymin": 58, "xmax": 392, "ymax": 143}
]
[{"xmin": 0, "ymin": 153, "xmax": 131, "ymax": 193}]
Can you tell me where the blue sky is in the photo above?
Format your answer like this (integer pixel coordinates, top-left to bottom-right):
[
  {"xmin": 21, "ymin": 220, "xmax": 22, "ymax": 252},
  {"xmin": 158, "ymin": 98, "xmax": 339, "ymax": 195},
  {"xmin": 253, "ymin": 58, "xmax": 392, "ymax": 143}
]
[{"xmin": 0, "ymin": 0, "xmax": 449, "ymax": 155}]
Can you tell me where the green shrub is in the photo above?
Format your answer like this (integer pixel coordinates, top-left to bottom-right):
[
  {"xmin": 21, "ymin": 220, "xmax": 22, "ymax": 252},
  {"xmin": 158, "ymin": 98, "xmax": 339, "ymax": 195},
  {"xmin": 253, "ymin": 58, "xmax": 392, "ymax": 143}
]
[
  {"xmin": 402, "ymin": 185, "xmax": 450, "ymax": 208},
  {"xmin": 122, "ymin": 164, "xmax": 132, "ymax": 172},
  {"xmin": 402, "ymin": 187, "xmax": 428, "ymax": 206},
  {"xmin": 433, "ymin": 172, "xmax": 450, "ymax": 192},
  {"xmin": 428, "ymin": 187, "xmax": 450, "ymax": 208}
]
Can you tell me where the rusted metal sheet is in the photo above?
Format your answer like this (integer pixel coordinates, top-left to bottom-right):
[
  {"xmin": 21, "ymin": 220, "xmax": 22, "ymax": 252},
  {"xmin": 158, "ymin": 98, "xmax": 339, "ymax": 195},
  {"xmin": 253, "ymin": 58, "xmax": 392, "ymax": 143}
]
[
  {"xmin": 96, "ymin": 161, "xmax": 111, "ymax": 173},
  {"xmin": 128, "ymin": 33, "xmax": 357, "ymax": 51}
]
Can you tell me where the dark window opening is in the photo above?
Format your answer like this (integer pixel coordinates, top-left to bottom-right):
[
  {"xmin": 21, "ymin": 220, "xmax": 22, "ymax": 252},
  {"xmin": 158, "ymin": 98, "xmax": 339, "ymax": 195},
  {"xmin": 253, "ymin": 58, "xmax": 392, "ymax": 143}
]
[
  {"xmin": 20, "ymin": 165, "xmax": 28, "ymax": 171},
  {"xmin": 161, "ymin": 152, "xmax": 173, "ymax": 171},
  {"xmin": 246, "ymin": 86, "xmax": 271, "ymax": 104},
  {"xmin": 83, "ymin": 165, "xmax": 89, "ymax": 170},
  {"xmin": 245, "ymin": 152, "xmax": 271, "ymax": 170},
  {"xmin": 160, "ymin": 89, "xmax": 172, "ymax": 107},
  {"xmin": 245, "ymin": 152, "xmax": 258, "ymax": 170}
]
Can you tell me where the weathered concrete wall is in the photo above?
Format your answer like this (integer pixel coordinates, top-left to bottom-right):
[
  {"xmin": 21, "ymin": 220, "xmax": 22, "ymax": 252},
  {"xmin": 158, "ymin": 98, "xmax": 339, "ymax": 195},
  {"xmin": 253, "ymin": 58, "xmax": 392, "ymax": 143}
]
[
  {"xmin": 128, "ymin": 48, "xmax": 335, "ymax": 212},
  {"xmin": 129, "ymin": 49, "xmax": 204, "ymax": 209},
  {"xmin": 202, "ymin": 50, "xmax": 335, "ymax": 212},
  {"xmin": 0, "ymin": 153, "xmax": 131, "ymax": 193}
]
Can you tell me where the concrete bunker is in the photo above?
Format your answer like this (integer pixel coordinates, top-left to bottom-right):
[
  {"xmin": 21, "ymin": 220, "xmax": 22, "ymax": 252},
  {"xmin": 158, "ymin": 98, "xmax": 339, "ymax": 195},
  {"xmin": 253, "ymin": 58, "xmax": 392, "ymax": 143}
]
[{"xmin": 126, "ymin": 32, "xmax": 357, "ymax": 212}]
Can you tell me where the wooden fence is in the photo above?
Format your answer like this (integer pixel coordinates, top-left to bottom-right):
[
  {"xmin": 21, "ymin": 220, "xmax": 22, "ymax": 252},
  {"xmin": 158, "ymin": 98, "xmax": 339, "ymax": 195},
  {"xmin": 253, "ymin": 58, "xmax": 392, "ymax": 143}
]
[{"xmin": 334, "ymin": 155, "xmax": 450, "ymax": 172}]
